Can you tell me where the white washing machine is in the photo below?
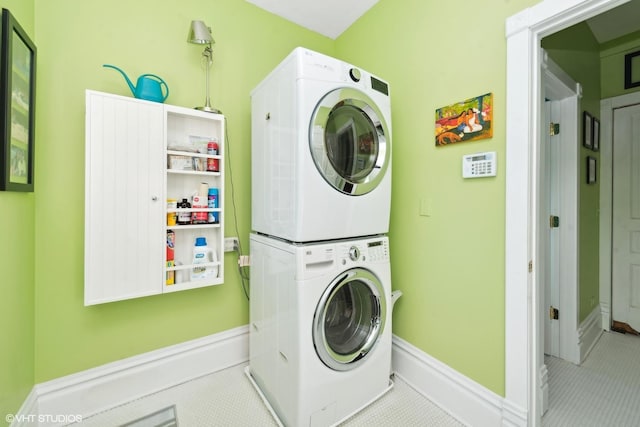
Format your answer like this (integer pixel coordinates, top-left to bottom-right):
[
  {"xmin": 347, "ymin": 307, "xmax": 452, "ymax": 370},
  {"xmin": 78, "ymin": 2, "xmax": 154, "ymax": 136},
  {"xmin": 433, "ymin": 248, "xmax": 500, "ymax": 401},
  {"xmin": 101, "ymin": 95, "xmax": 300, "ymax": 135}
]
[
  {"xmin": 251, "ymin": 47, "xmax": 392, "ymax": 242},
  {"xmin": 247, "ymin": 232, "xmax": 400, "ymax": 426}
]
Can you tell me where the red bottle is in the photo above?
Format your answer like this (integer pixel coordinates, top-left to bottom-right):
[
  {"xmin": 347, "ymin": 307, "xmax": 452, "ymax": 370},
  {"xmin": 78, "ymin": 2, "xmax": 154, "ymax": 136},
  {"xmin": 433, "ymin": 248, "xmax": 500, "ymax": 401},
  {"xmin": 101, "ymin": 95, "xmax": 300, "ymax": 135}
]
[{"xmin": 207, "ymin": 141, "xmax": 219, "ymax": 172}]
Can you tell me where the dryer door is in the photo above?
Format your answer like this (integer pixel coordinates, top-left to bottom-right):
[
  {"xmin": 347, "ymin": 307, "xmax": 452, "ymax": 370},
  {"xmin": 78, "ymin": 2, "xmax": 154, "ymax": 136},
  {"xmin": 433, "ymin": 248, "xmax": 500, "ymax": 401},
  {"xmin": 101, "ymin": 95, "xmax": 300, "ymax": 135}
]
[
  {"xmin": 313, "ymin": 268, "xmax": 387, "ymax": 371},
  {"xmin": 309, "ymin": 88, "xmax": 390, "ymax": 195}
]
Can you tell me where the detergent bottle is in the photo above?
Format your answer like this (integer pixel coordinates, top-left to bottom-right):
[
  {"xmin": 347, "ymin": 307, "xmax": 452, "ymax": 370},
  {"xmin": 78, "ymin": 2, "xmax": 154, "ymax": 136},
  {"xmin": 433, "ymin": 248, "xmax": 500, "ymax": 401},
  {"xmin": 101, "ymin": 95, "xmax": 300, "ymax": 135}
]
[{"xmin": 190, "ymin": 237, "xmax": 218, "ymax": 281}]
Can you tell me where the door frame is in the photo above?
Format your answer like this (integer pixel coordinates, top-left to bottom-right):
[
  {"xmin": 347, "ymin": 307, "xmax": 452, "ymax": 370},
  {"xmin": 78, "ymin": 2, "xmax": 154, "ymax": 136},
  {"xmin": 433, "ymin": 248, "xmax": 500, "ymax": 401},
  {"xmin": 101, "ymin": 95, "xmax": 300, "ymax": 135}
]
[
  {"xmin": 599, "ymin": 91, "xmax": 640, "ymax": 331},
  {"xmin": 505, "ymin": 0, "xmax": 629, "ymax": 425}
]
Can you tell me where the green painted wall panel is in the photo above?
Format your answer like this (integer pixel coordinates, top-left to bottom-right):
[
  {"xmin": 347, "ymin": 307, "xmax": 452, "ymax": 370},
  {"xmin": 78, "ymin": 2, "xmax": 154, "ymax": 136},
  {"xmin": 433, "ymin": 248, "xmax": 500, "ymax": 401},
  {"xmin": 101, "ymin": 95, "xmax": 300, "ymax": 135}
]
[
  {"xmin": 601, "ymin": 31, "xmax": 640, "ymax": 99},
  {"xmin": 0, "ymin": 3, "xmax": 36, "ymax": 425},
  {"xmin": 335, "ymin": 0, "xmax": 540, "ymax": 395}
]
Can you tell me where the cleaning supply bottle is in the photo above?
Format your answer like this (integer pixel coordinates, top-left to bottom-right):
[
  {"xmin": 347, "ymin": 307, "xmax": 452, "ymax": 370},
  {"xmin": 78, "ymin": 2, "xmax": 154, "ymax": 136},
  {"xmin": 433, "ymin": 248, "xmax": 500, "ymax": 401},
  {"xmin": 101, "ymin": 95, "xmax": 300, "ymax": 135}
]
[
  {"xmin": 190, "ymin": 237, "xmax": 218, "ymax": 281},
  {"xmin": 207, "ymin": 187, "xmax": 219, "ymax": 223}
]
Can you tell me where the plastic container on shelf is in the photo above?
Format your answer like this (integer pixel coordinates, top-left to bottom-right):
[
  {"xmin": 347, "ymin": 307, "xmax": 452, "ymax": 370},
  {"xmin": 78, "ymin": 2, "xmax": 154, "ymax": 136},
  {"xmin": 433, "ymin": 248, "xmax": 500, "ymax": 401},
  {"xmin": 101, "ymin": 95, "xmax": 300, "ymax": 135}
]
[
  {"xmin": 177, "ymin": 198, "xmax": 191, "ymax": 225},
  {"xmin": 190, "ymin": 237, "xmax": 218, "ymax": 281},
  {"xmin": 208, "ymin": 187, "xmax": 219, "ymax": 223},
  {"xmin": 167, "ymin": 199, "xmax": 177, "ymax": 226}
]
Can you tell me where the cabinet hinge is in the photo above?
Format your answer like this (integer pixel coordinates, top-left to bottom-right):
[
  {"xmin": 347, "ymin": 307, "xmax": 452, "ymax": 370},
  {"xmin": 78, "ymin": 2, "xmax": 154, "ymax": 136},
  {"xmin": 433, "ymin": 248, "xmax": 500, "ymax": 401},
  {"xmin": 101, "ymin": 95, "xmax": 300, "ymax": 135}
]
[
  {"xmin": 549, "ymin": 122, "xmax": 560, "ymax": 136},
  {"xmin": 549, "ymin": 306, "xmax": 559, "ymax": 320},
  {"xmin": 549, "ymin": 215, "xmax": 560, "ymax": 228}
]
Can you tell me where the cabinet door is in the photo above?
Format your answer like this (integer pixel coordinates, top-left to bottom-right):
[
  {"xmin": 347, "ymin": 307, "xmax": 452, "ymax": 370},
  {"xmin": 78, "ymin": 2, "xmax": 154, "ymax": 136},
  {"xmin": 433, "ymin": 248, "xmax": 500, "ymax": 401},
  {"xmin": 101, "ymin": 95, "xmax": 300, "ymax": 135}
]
[{"xmin": 84, "ymin": 91, "xmax": 165, "ymax": 305}]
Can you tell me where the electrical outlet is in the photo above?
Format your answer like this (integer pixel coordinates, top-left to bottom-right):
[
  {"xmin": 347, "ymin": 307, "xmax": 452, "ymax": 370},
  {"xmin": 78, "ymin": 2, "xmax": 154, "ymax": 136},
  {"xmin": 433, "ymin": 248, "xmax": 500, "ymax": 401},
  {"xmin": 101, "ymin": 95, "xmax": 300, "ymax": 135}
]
[{"xmin": 224, "ymin": 237, "xmax": 239, "ymax": 252}]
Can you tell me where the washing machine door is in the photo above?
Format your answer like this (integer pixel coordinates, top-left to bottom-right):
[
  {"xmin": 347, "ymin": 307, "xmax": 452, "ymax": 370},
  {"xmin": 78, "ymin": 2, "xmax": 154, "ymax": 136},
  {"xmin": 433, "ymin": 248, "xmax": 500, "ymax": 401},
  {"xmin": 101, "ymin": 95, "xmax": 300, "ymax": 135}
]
[
  {"xmin": 313, "ymin": 267, "xmax": 387, "ymax": 371},
  {"xmin": 309, "ymin": 88, "xmax": 390, "ymax": 195}
]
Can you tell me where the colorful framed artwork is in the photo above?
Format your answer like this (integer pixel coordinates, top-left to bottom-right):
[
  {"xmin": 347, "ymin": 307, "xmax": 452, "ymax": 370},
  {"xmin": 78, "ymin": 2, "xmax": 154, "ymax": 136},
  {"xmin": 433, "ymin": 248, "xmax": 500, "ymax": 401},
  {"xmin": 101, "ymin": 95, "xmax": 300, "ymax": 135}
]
[
  {"xmin": 583, "ymin": 111, "xmax": 592, "ymax": 149},
  {"xmin": 435, "ymin": 93, "xmax": 493, "ymax": 146},
  {"xmin": 0, "ymin": 8, "xmax": 36, "ymax": 192}
]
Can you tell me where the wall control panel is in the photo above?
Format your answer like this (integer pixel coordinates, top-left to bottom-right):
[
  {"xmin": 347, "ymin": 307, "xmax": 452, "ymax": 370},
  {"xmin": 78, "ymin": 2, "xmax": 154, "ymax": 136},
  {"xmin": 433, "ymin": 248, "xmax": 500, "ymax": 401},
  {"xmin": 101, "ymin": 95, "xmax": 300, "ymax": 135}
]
[{"xmin": 462, "ymin": 151, "xmax": 497, "ymax": 178}]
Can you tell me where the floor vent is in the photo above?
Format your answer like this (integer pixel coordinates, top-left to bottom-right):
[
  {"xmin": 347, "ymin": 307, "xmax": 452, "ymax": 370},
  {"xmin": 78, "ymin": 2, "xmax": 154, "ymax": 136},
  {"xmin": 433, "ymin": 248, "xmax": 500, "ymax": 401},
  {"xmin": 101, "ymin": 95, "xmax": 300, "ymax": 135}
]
[{"xmin": 121, "ymin": 405, "xmax": 178, "ymax": 427}]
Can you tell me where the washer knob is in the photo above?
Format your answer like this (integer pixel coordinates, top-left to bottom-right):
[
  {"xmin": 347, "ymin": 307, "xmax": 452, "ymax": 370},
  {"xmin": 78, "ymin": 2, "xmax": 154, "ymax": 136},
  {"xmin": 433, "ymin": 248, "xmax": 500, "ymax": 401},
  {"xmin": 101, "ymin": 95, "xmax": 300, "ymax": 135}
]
[
  {"xmin": 348, "ymin": 246, "xmax": 360, "ymax": 261},
  {"xmin": 349, "ymin": 68, "xmax": 361, "ymax": 82}
]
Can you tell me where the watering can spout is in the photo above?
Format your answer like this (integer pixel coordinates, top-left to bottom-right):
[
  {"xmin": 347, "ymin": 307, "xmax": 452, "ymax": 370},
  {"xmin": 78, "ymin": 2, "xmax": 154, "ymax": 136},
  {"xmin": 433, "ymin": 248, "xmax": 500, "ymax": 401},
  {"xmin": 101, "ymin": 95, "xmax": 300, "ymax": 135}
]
[{"xmin": 103, "ymin": 64, "xmax": 136, "ymax": 96}]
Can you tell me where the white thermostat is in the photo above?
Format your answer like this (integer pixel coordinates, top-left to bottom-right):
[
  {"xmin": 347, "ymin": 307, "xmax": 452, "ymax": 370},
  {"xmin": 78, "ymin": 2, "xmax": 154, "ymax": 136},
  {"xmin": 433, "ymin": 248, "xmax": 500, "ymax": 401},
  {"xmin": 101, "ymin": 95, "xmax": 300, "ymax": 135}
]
[{"xmin": 462, "ymin": 151, "xmax": 497, "ymax": 178}]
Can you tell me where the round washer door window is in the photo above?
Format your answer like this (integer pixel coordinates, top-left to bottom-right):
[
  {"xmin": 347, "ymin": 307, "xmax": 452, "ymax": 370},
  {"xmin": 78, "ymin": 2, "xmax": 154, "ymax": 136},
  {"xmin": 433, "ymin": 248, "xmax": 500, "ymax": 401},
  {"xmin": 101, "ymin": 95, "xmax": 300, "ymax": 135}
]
[
  {"xmin": 309, "ymin": 88, "xmax": 390, "ymax": 196},
  {"xmin": 313, "ymin": 268, "xmax": 387, "ymax": 371}
]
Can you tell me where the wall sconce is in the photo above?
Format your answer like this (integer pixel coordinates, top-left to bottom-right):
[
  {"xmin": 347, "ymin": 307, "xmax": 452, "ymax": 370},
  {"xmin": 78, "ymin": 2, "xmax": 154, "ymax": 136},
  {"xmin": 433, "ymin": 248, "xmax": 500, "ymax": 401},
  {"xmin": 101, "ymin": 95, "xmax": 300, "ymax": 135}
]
[{"xmin": 188, "ymin": 20, "xmax": 220, "ymax": 113}]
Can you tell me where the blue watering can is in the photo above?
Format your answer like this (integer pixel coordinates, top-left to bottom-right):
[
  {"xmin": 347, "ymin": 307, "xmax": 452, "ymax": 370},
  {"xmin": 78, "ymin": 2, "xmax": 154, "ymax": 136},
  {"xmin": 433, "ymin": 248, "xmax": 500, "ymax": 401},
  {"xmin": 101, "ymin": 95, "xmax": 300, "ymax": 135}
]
[{"xmin": 103, "ymin": 64, "xmax": 169, "ymax": 103}]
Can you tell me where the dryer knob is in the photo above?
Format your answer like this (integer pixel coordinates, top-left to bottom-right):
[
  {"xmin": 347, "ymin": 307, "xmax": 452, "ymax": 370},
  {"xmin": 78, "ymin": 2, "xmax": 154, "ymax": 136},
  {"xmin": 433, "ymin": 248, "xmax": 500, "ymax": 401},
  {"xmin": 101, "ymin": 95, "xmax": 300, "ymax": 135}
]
[
  {"xmin": 348, "ymin": 246, "xmax": 360, "ymax": 261},
  {"xmin": 349, "ymin": 68, "xmax": 361, "ymax": 82}
]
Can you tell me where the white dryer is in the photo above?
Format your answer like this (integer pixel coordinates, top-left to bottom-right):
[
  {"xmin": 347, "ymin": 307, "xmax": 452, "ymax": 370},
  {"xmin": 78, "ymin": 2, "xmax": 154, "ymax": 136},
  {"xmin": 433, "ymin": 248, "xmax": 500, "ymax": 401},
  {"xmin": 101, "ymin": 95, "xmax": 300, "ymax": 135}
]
[
  {"xmin": 251, "ymin": 47, "xmax": 392, "ymax": 242},
  {"xmin": 248, "ymin": 233, "xmax": 400, "ymax": 426}
]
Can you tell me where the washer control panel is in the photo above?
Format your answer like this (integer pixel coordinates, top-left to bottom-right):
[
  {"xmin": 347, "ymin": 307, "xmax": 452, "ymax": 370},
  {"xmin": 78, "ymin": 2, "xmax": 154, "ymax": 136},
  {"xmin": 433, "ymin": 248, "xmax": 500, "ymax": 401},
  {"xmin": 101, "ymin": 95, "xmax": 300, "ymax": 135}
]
[
  {"xmin": 348, "ymin": 246, "xmax": 361, "ymax": 261},
  {"xmin": 338, "ymin": 238, "xmax": 389, "ymax": 264},
  {"xmin": 366, "ymin": 239, "xmax": 389, "ymax": 262}
]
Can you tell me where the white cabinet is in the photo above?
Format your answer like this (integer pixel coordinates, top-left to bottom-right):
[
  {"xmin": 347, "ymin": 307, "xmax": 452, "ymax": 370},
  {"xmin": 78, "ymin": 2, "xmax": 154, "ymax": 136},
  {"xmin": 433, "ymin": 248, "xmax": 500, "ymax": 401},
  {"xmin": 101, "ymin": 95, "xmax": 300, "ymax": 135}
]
[{"xmin": 85, "ymin": 90, "xmax": 224, "ymax": 305}]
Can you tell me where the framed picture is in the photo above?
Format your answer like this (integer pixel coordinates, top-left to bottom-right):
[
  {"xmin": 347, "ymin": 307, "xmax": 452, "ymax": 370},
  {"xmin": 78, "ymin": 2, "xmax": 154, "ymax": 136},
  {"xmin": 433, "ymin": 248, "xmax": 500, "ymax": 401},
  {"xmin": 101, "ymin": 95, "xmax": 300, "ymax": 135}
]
[
  {"xmin": 587, "ymin": 156, "xmax": 597, "ymax": 184},
  {"xmin": 583, "ymin": 111, "xmax": 592, "ymax": 149},
  {"xmin": 592, "ymin": 117, "xmax": 600, "ymax": 152},
  {"xmin": 435, "ymin": 93, "xmax": 493, "ymax": 146},
  {"xmin": 0, "ymin": 8, "xmax": 36, "ymax": 192},
  {"xmin": 624, "ymin": 50, "xmax": 640, "ymax": 90}
]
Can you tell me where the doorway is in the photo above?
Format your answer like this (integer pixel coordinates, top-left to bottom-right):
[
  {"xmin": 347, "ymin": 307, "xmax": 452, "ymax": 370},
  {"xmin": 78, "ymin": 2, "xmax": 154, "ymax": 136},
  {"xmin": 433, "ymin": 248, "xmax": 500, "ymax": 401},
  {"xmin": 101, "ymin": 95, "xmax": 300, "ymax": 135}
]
[{"xmin": 505, "ymin": 0, "xmax": 632, "ymax": 425}]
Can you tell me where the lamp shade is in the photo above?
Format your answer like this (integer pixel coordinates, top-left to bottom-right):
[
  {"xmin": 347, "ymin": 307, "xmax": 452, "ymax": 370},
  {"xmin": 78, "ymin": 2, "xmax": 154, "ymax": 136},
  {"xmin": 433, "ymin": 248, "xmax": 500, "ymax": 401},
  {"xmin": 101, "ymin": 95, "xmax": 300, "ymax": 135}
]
[{"xmin": 188, "ymin": 20, "xmax": 214, "ymax": 44}]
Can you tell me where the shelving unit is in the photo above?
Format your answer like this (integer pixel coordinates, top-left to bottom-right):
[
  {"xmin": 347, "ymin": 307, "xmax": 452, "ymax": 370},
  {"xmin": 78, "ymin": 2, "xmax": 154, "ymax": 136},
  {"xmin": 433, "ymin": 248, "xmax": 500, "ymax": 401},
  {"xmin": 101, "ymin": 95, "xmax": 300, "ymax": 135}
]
[
  {"xmin": 84, "ymin": 90, "xmax": 225, "ymax": 305},
  {"xmin": 164, "ymin": 105, "xmax": 224, "ymax": 293}
]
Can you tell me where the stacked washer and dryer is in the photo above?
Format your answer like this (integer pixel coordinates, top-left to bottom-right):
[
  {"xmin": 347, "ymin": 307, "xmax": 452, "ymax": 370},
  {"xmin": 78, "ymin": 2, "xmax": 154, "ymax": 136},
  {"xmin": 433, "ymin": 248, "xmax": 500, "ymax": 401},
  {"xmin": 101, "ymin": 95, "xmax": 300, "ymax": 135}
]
[{"xmin": 247, "ymin": 47, "xmax": 400, "ymax": 427}]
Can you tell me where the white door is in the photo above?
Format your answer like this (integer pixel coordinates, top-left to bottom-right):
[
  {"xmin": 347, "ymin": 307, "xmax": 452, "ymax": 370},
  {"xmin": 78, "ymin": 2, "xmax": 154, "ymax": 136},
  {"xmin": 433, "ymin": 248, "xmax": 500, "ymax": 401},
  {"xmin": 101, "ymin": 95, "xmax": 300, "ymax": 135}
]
[
  {"xmin": 612, "ymin": 103, "xmax": 640, "ymax": 332},
  {"xmin": 544, "ymin": 99, "xmax": 561, "ymax": 358}
]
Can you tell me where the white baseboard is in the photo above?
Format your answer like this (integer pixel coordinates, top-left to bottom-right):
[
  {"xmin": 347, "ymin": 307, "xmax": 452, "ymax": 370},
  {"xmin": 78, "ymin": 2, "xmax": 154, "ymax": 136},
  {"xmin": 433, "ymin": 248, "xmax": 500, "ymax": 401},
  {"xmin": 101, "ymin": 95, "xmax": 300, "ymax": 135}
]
[
  {"xmin": 13, "ymin": 325, "xmax": 249, "ymax": 426},
  {"xmin": 15, "ymin": 328, "xmax": 521, "ymax": 427},
  {"xmin": 578, "ymin": 305, "xmax": 604, "ymax": 363},
  {"xmin": 391, "ymin": 335, "xmax": 526, "ymax": 427}
]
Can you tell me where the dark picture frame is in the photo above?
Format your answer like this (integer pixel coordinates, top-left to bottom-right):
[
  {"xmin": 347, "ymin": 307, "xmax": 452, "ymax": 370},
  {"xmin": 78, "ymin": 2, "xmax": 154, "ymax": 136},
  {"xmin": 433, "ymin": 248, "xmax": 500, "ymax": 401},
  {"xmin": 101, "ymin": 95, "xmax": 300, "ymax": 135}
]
[
  {"xmin": 587, "ymin": 156, "xmax": 597, "ymax": 185},
  {"xmin": 583, "ymin": 111, "xmax": 592, "ymax": 149},
  {"xmin": 592, "ymin": 117, "xmax": 600, "ymax": 152},
  {"xmin": 0, "ymin": 8, "xmax": 36, "ymax": 192},
  {"xmin": 624, "ymin": 50, "xmax": 640, "ymax": 90}
]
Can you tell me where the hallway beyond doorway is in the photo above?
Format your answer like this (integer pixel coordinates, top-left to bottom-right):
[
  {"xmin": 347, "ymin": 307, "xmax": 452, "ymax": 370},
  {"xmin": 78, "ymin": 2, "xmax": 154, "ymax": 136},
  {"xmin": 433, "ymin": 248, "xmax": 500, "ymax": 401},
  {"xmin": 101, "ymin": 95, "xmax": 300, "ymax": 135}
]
[{"xmin": 543, "ymin": 331, "xmax": 640, "ymax": 426}]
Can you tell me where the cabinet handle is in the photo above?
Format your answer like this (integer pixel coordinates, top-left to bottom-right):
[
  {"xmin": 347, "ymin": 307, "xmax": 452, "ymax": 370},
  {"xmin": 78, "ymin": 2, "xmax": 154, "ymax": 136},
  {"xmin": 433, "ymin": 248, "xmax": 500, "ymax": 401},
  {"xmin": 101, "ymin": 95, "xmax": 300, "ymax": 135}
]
[{"xmin": 151, "ymin": 196, "xmax": 158, "ymax": 201}]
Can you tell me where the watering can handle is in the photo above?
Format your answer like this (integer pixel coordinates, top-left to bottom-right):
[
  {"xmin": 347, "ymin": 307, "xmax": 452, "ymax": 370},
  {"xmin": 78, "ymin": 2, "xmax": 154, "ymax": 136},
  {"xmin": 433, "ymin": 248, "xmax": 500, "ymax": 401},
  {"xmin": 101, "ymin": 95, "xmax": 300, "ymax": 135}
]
[{"xmin": 141, "ymin": 74, "xmax": 169, "ymax": 101}]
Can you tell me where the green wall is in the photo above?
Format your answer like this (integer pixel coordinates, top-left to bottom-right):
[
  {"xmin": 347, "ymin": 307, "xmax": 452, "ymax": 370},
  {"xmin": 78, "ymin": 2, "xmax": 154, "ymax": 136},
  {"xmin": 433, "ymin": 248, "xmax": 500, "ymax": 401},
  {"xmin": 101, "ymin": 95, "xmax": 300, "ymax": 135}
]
[
  {"xmin": 336, "ymin": 0, "xmax": 538, "ymax": 394},
  {"xmin": 0, "ymin": 2, "xmax": 36, "ymax": 424},
  {"xmin": 32, "ymin": 0, "xmax": 333, "ymax": 382}
]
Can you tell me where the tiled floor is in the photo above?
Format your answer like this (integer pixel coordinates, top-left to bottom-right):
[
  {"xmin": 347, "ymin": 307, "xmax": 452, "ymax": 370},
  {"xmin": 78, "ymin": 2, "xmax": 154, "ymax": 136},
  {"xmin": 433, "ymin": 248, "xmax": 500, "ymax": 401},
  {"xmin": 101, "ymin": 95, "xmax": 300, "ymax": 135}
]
[
  {"xmin": 74, "ymin": 330, "xmax": 640, "ymax": 426},
  {"xmin": 542, "ymin": 331, "xmax": 640, "ymax": 426},
  {"xmin": 79, "ymin": 364, "xmax": 463, "ymax": 426}
]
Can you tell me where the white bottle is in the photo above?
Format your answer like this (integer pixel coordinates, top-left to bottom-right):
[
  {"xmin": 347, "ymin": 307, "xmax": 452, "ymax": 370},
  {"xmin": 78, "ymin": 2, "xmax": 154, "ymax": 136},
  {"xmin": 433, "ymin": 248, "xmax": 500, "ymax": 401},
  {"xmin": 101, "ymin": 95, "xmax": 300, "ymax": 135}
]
[{"xmin": 191, "ymin": 237, "xmax": 218, "ymax": 281}]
